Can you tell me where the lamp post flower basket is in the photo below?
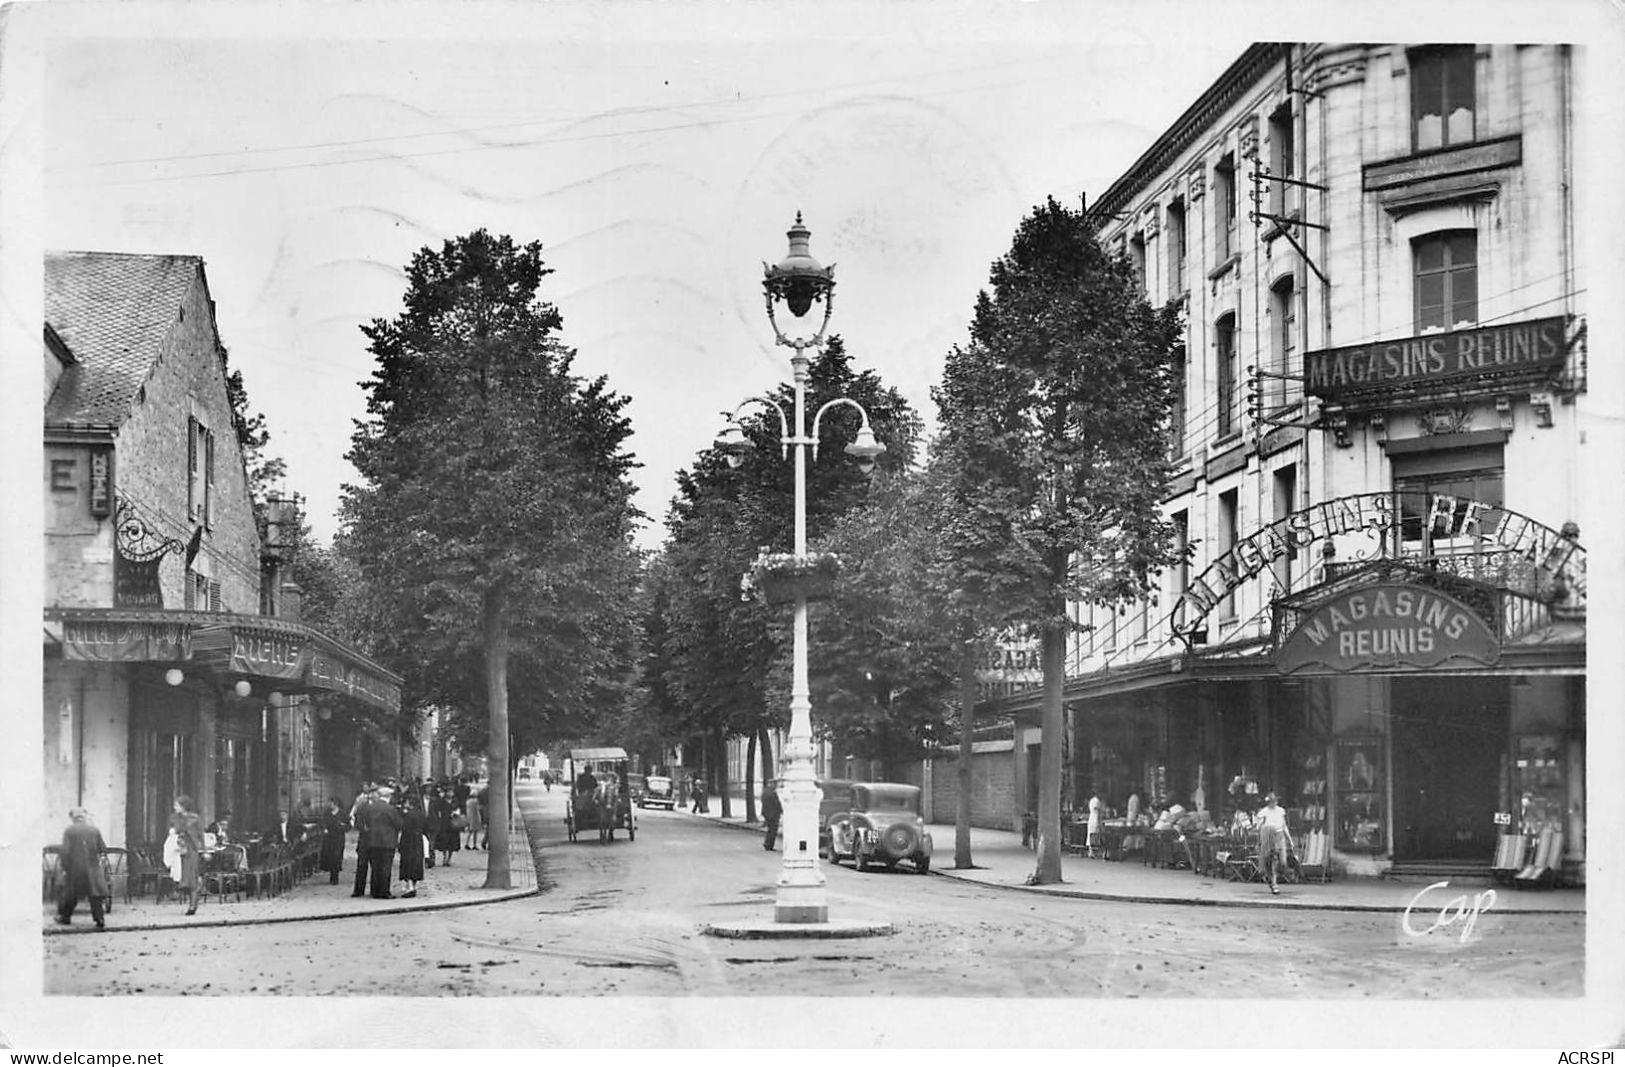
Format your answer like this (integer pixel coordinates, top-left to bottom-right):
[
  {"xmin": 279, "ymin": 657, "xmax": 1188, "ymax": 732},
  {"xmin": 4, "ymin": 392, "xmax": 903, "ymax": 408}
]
[{"xmin": 742, "ymin": 550, "xmax": 843, "ymax": 606}]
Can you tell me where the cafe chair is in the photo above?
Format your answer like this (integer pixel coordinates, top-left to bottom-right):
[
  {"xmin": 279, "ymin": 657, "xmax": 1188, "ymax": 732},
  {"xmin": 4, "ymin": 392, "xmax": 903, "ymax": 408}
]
[
  {"xmin": 202, "ymin": 845, "xmax": 246, "ymax": 903},
  {"xmin": 1513, "ymin": 827, "xmax": 1564, "ymax": 889},
  {"xmin": 244, "ymin": 847, "xmax": 281, "ymax": 899},
  {"xmin": 1490, "ymin": 832, "xmax": 1529, "ymax": 886},
  {"xmin": 1218, "ymin": 845, "xmax": 1261, "ymax": 883},
  {"xmin": 97, "ymin": 848, "xmax": 127, "ymax": 913},
  {"xmin": 41, "ymin": 845, "xmax": 64, "ymax": 904},
  {"xmin": 1294, "ymin": 829, "xmax": 1331, "ymax": 883},
  {"xmin": 125, "ymin": 845, "xmax": 169, "ymax": 901}
]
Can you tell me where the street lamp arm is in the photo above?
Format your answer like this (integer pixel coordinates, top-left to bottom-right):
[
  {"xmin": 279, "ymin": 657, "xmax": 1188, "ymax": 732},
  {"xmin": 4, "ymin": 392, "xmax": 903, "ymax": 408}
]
[
  {"xmin": 810, "ymin": 398, "xmax": 885, "ymax": 464},
  {"xmin": 726, "ymin": 397, "xmax": 792, "ymax": 459}
]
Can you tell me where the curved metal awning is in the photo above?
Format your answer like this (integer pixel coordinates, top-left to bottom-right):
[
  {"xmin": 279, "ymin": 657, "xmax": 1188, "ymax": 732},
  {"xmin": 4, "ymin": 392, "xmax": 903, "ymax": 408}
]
[{"xmin": 43, "ymin": 606, "xmax": 403, "ymax": 712}]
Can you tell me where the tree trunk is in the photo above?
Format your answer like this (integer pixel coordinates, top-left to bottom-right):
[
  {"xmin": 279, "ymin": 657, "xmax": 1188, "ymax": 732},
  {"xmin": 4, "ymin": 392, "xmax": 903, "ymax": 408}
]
[
  {"xmin": 711, "ymin": 724, "xmax": 731, "ymax": 819},
  {"xmin": 1031, "ymin": 622, "xmax": 1067, "ymax": 885},
  {"xmin": 759, "ymin": 725, "xmax": 775, "ymax": 788},
  {"xmin": 482, "ymin": 581, "xmax": 512, "ymax": 889},
  {"xmin": 955, "ymin": 641, "xmax": 978, "ymax": 869},
  {"xmin": 744, "ymin": 730, "xmax": 758, "ymax": 823}
]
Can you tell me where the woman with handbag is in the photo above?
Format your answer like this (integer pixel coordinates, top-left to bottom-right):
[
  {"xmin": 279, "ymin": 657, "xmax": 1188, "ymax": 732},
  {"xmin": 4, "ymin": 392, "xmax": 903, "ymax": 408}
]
[{"xmin": 169, "ymin": 795, "xmax": 204, "ymax": 915}]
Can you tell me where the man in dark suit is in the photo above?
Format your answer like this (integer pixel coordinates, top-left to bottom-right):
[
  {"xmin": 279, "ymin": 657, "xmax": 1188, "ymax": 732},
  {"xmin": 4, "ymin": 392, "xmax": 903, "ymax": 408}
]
[
  {"xmin": 350, "ymin": 785, "xmax": 376, "ymax": 898},
  {"xmin": 364, "ymin": 792, "xmax": 405, "ymax": 899},
  {"xmin": 265, "ymin": 808, "xmax": 304, "ymax": 846},
  {"xmin": 54, "ymin": 808, "xmax": 109, "ymax": 930}
]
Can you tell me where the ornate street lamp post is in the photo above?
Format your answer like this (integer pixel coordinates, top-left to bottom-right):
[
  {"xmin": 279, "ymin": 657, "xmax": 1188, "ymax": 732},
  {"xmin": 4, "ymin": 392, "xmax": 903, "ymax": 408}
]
[{"xmin": 715, "ymin": 213, "xmax": 885, "ymax": 923}]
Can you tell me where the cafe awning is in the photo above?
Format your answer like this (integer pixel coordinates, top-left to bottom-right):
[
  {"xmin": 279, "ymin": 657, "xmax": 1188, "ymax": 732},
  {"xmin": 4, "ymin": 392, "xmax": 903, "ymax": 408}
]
[{"xmin": 44, "ymin": 607, "xmax": 403, "ymax": 712}]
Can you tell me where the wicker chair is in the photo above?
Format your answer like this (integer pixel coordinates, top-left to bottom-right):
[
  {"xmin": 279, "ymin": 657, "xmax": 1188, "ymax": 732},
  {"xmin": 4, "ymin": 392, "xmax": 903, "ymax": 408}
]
[
  {"xmin": 201, "ymin": 845, "xmax": 246, "ymax": 903},
  {"xmin": 125, "ymin": 845, "xmax": 169, "ymax": 901}
]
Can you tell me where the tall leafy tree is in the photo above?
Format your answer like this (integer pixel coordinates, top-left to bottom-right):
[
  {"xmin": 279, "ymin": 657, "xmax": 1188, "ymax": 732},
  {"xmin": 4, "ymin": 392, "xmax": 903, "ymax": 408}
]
[
  {"xmin": 652, "ymin": 337, "xmax": 919, "ymax": 797},
  {"xmin": 935, "ymin": 197, "xmax": 1184, "ymax": 884},
  {"xmin": 342, "ymin": 230, "xmax": 641, "ymax": 889}
]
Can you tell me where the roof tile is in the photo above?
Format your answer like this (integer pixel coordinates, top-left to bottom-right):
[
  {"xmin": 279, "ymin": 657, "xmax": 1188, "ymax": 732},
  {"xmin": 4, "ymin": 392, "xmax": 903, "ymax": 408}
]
[{"xmin": 44, "ymin": 251, "xmax": 204, "ymax": 427}]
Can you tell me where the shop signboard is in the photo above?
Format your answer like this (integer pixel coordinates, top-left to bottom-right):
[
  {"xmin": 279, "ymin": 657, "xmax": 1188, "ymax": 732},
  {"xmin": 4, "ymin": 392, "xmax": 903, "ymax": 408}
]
[
  {"xmin": 976, "ymin": 634, "xmax": 1042, "ymax": 701},
  {"xmin": 62, "ymin": 618, "xmax": 189, "ymax": 661},
  {"xmin": 191, "ymin": 623, "xmax": 403, "ymax": 712},
  {"xmin": 1276, "ymin": 582, "xmax": 1499, "ymax": 674},
  {"xmin": 1302, "ymin": 316, "xmax": 1566, "ymax": 399},
  {"xmin": 1166, "ymin": 492, "xmax": 1583, "ymax": 639}
]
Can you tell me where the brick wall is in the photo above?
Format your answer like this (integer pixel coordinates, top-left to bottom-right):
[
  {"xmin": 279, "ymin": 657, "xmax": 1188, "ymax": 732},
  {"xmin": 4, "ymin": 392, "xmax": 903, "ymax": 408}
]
[
  {"xmin": 928, "ymin": 742, "xmax": 1018, "ymax": 831},
  {"xmin": 103, "ymin": 265, "xmax": 262, "ymax": 613}
]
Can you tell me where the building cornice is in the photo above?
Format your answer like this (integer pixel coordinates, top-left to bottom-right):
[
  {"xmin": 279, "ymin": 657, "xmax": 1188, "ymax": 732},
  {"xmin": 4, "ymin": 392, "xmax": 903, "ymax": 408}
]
[{"xmin": 1092, "ymin": 43, "xmax": 1290, "ymax": 224}]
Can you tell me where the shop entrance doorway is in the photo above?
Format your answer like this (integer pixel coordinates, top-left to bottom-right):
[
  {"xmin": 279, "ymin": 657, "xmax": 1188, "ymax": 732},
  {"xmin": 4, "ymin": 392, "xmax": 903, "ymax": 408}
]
[{"xmin": 1391, "ymin": 677, "xmax": 1507, "ymax": 862}]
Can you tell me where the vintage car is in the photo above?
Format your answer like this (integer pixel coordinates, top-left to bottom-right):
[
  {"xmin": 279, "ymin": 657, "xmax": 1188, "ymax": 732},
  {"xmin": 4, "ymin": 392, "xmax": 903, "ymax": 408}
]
[
  {"xmin": 825, "ymin": 782, "xmax": 932, "ymax": 874},
  {"xmin": 815, "ymin": 778, "xmax": 855, "ymax": 855},
  {"xmin": 639, "ymin": 774, "xmax": 676, "ymax": 809}
]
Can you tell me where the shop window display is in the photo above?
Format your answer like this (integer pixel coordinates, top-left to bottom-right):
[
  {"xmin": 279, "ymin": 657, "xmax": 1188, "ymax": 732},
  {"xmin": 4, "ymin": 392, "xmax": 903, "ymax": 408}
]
[
  {"xmin": 1514, "ymin": 734, "xmax": 1564, "ymax": 834},
  {"xmin": 1335, "ymin": 734, "xmax": 1385, "ymax": 851}
]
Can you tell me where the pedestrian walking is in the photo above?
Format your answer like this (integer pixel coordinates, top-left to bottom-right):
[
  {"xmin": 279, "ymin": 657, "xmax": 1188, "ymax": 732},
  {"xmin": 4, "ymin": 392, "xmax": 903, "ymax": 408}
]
[
  {"xmin": 1256, "ymin": 792, "xmax": 1294, "ymax": 895},
  {"xmin": 366, "ymin": 790, "xmax": 405, "ymax": 899},
  {"xmin": 463, "ymin": 791, "xmax": 483, "ymax": 851},
  {"xmin": 351, "ymin": 785, "xmax": 376, "ymax": 898},
  {"xmin": 477, "ymin": 783, "xmax": 491, "ymax": 849},
  {"xmin": 690, "ymin": 775, "xmax": 707, "ymax": 814},
  {"xmin": 319, "ymin": 798, "xmax": 347, "ymax": 884},
  {"xmin": 398, "ymin": 791, "xmax": 427, "ymax": 898},
  {"xmin": 52, "ymin": 808, "xmax": 109, "ymax": 930},
  {"xmin": 761, "ymin": 778, "xmax": 782, "ymax": 851},
  {"xmin": 169, "ymin": 795, "xmax": 204, "ymax": 915}
]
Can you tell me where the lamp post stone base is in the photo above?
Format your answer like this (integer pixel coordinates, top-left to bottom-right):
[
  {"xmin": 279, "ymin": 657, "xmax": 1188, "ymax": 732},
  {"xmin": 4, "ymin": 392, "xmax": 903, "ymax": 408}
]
[{"xmin": 702, "ymin": 918, "xmax": 893, "ymax": 940}]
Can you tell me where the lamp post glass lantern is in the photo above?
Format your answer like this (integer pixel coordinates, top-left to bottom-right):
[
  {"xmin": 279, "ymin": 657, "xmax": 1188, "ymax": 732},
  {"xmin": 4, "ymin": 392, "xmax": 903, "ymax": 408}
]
[{"xmin": 722, "ymin": 214, "xmax": 885, "ymax": 924}]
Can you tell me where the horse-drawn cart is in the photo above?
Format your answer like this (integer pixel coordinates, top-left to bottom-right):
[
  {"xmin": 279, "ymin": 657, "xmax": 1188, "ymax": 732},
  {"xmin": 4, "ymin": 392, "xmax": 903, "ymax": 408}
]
[{"xmin": 563, "ymin": 747, "xmax": 637, "ymax": 843}]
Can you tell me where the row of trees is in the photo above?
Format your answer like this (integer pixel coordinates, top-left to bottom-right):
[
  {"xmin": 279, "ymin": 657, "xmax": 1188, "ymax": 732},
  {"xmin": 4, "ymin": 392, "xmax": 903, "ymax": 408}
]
[
  {"xmin": 251, "ymin": 195, "xmax": 1183, "ymax": 888},
  {"xmin": 641, "ymin": 197, "xmax": 1186, "ymax": 882}
]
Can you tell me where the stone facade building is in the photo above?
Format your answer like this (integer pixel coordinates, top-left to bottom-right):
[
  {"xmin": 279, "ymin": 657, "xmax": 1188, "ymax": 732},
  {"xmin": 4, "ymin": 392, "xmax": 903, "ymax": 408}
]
[
  {"xmin": 992, "ymin": 44, "xmax": 1589, "ymax": 881},
  {"xmin": 43, "ymin": 251, "xmax": 402, "ymax": 850}
]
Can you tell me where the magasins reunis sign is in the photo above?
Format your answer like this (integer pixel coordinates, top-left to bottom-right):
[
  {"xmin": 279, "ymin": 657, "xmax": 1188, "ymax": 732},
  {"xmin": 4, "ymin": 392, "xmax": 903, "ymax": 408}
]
[
  {"xmin": 1276, "ymin": 582, "xmax": 1500, "ymax": 675},
  {"xmin": 1303, "ymin": 316, "xmax": 1566, "ymax": 398}
]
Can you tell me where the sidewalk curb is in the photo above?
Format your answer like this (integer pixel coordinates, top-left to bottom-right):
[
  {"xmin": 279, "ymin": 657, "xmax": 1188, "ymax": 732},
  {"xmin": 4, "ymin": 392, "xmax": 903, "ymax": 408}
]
[
  {"xmin": 683, "ymin": 809, "xmax": 1582, "ymax": 916},
  {"xmin": 44, "ymin": 885, "xmax": 542, "ymax": 935},
  {"xmin": 45, "ymin": 806, "xmax": 543, "ymax": 935}
]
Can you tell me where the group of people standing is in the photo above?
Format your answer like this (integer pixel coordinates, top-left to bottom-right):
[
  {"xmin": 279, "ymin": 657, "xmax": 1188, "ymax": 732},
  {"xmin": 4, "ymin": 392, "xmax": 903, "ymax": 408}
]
[{"xmin": 330, "ymin": 776, "xmax": 491, "ymax": 900}]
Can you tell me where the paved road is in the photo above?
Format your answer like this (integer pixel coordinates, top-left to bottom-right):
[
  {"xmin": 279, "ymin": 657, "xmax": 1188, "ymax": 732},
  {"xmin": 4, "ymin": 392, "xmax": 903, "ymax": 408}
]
[{"xmin": 43, "ymin": 780, "xmax": 1583, "ymax": 1006}]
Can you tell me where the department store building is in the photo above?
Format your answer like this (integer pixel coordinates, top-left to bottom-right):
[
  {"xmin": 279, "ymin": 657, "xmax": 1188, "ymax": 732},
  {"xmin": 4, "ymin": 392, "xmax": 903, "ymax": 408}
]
[{"xmin": 994, "ymin": 43, "xmax": 1589, "ymax": 882}]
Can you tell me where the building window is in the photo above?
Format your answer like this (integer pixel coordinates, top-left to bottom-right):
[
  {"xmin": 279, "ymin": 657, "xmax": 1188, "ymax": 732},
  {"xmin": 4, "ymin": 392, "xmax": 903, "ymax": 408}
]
[
  {"xmin": 185, "ymin": 569, "xmax": 209, "ymax": 611},
  {"xmin": 1218, "ymin": 489, "xmax": 1239, "ymax": 620},
  {"xmin": 1215, "ymin": 153, "xmax": 1237, "ymax": 260},
  {"xmin": 187, "ymin": 416, "xmax": 216, "ymax": 528},
  {"xmin": 1215, "ymin": 313, "xmax": 1238, "ymax": 439},
  {"xmin": 1168, "ymin": 344, "xmax": 1187, "ymax": 460},
  {"xmin": 1129, "ymin": 232, "xmax": 1147, "ymax": 294},
  {"xmin": 1414, "ymin": 231, "xmax": 1478, "ymax": 333},
  {"xmin": 1272, "ymin": 465, "xmax": 1297, "ymax": 594},
  {"xmin": 1167, "ymin": 199, "xmax": 1187, "ymax": 294},
  {"xmin": 1411, "ymin": 45, "xmax": 1476, "ymax": 152},
  {"xmin": 1268, "ymin": 103, "xmax": 1295, "ymax": 217},
  {"xmin": 1392, "ymin": 448, "xmax": 1504, "ymax": 558},
  {"xmin": 1172, "ymin": 510, "xmax": 1190, "ymax": 598},
  {"xmin": 1270, "ymin": 276, "xmax": 1296, "ymax": 410}
]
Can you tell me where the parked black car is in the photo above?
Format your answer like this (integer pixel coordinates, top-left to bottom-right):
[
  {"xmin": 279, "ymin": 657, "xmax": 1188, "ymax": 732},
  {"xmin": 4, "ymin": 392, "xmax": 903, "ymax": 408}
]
[{"xmin": 825, "ymin": 782, "xmax": 932, "ymax": 874}]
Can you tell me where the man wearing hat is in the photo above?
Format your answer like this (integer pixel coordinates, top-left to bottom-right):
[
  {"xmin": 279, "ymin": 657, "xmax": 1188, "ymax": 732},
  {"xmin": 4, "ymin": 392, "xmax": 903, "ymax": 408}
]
[
  {"xmin": 54, "ymin": 808, "xmax": 109, "ymax": 930},
  {"xmin": 350, "ymin": 784, "xmax": 377, "ymax": 898}
]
